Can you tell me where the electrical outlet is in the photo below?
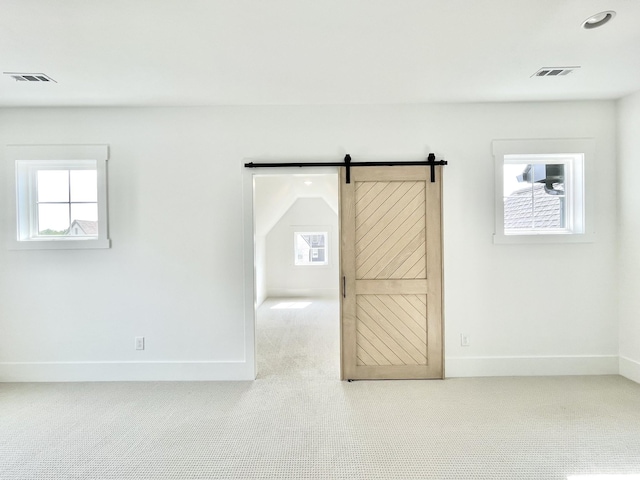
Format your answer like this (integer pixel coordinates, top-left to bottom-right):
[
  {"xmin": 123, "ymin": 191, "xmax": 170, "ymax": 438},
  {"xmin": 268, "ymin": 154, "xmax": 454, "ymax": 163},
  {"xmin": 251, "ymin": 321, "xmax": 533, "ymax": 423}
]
[
  {"xmin": 135, "ymin": 336, "xmax": 145, "ymax": 350},
  {"xmin": 460, "ymin": 334, "xmax": 470, "ymax": 347}
]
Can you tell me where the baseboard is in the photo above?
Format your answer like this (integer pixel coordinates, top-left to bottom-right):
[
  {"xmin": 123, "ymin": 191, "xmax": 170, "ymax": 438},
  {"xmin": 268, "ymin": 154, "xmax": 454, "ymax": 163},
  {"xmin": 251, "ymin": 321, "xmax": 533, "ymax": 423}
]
[
  {"xmin": 256, "ymin": 292, "xmax": 267, "ymax": 308},
  {"xmin": 619, "ymin": 356, "xmax": 640, "ymax": 384},
  {"xmin": 0, "ymin": 360, "xmax": 255, "ymax": 382},
  {"xmin": 267, "ymin": 288, "xmax": 338, "ymax": 298},
  {"xmin": 2, "ymin": 356, "xmax": 627, "ymax": 383},
  {"xmin": 445, "ymin": 355, "xmax": 619, "ymax": 378}
]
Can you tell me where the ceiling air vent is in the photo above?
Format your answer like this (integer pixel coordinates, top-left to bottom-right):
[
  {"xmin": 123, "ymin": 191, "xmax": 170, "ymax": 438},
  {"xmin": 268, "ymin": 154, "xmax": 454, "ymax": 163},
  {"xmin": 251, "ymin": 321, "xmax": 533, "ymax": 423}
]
[
  {"xmin": 3, "ymin": 72, "xmax": 57, "ymax": 83},
  {"xmin": 531, "ymin": 67, "xmax": 580, "ymax": 78}
]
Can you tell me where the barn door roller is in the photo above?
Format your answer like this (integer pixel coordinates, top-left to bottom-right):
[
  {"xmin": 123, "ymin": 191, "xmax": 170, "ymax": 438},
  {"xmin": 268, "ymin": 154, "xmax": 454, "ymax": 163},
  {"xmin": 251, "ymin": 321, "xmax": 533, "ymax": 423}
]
[{"xmin": 244, "ymin": 153, "xmax": 447, "ymax": 184}]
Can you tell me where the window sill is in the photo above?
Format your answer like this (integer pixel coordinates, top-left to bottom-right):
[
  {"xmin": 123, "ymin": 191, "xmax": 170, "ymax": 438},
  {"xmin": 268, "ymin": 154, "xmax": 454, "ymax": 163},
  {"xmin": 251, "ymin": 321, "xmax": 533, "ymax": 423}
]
[
  {"xmin": 493, "ymin": 232, "xmax": 595, "ymax": 245},
  {"xmin": 8, "ymin": 238, "xmax": 111, "ymax": 250}
]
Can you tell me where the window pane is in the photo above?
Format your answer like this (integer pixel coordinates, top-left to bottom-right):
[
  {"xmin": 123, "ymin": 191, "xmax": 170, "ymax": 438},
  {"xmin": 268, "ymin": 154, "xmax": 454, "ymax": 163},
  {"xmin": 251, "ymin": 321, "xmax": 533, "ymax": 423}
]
[
  {"xmin": 38, "ymin": 204, "xmax": 70, "ymax": 234},
  {"xmin": 70, "ymin": 203, "xmax": 98, "ymax": 236},
  {"xmin": 504, "ymin": 163, "xmax": 566, "ymax": 232},
  {"xmin": 311, "ymin": 248, "xmax": 325, "ymax": 262},
  {"xmin": 532, "ymin": 186, "xmax": 565, "ymax": 229},
  {"xmin": 504, "ymin": 164, "xmax": 534, "ymax": 230},
  {"xmin": 37, "ymin": 170, "xmax": 69, "ymax": 202},
  {"xmin": 70, "ymin": 170, "xmax": 97, "ymax": 202},
  {"xmin": 533, "ymin": 164, "xmax": 565, "ymax": 229}
]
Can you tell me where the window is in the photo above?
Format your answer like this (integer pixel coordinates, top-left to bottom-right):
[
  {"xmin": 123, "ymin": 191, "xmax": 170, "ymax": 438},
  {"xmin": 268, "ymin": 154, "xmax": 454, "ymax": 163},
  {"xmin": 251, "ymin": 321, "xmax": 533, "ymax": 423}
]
[
  {"xmin": 503, "ymin": 155, "xmax": 579, "ymax": 234},
  {"xmin": 294, "ymin": 232, "xmax": 328, "ymax": 266},
  {"xmin": 493, "ymin": 139, "xmax": 594, "ymax": 244},
  {"xmin": 8, "ymin": 145, "xmax": 110, "ymax": 249}
]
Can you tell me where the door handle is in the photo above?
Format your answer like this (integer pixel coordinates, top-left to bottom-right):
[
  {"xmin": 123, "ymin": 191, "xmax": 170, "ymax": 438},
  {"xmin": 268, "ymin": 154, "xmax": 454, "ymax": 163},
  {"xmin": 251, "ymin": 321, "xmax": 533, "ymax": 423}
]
[{"xmin": 343, "ymin": 276, "xmax": 346, "ymax": 298}]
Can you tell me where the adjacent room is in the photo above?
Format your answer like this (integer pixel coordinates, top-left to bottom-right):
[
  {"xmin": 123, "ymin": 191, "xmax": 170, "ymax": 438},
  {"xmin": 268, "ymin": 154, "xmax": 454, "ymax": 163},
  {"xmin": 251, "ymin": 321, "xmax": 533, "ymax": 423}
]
[
  {"xmin": 253, "ymin": 173, "xmax": 340, "ymax": 379},
  {"xmin": 1, "ymin": 1, "xmax": 640, "ymax": 479}
]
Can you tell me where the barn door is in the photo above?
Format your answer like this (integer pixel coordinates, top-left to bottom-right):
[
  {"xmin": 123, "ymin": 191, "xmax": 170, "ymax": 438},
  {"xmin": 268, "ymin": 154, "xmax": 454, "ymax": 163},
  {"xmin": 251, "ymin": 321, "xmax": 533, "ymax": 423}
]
[{"xmin": 340, "ymin": 166, "xmax": 443, "ymax": 380}]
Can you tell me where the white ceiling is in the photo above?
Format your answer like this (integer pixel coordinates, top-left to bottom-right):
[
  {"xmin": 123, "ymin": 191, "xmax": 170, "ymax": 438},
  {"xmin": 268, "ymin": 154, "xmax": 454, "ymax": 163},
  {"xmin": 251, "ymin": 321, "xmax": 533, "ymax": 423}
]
[{"xmin": 2, "ymin": 0, "xmax": 639, "ymax": 107}]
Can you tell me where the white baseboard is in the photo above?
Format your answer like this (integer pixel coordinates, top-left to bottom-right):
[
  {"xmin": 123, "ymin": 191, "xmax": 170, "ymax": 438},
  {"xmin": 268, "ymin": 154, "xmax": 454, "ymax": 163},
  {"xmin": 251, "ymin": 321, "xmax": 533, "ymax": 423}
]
[
  {"xmin": 256, "ymin": 292, "xmax": 267, "ymax": 308},
  {"xmin": 445, "ymin": 355, "xmax": 619, "ymax": 378},
  {"xmin": 0, "ymin": 360, "xmax": 255, "ymax": 382},
  {"xmin": 619, "ymin": 356, "xmax": 640, "ymax": 384},
  {"xmin": 2, "ymin": 356, "xmax": 629, "ymax": 383},
  {"xmin": 267, "ymin": 288, "xmax": 338, "ymax": 298}
]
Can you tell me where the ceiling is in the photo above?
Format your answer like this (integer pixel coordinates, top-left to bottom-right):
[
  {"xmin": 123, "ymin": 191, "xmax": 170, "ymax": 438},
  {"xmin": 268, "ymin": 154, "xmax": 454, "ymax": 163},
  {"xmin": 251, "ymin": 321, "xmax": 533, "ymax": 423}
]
[
  {"xmin": 1, "ymin": 0, "xmax": 639, "ymax": 107},
  {"xmin": 254, "ymin": 174, "xmax": 338, "ymax": 238}
]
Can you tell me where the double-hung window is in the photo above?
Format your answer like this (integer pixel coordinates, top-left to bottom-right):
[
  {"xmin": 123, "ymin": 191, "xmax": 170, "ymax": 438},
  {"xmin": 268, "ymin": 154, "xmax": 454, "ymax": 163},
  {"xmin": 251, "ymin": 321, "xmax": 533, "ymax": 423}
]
[
  {"xmin": 7, "ymin": 145, "xmax": 110, "ymax": 249},
  {"xmin": 493, "ymin": 139, "xmax": 594, "ymax": 244}
]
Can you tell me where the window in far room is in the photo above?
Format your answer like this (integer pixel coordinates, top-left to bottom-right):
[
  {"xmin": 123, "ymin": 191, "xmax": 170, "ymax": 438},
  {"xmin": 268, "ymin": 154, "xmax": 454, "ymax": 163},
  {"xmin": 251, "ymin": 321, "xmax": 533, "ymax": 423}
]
[{"xmin": 294, "ymin": 232, "xmax": 328, "ymax": 266}]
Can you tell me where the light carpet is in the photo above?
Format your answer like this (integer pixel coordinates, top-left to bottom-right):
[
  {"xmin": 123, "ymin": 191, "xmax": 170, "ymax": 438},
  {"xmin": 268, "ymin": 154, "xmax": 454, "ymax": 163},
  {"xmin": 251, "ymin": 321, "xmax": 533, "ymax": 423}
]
[{"xmin": 0, "ymin": 298, "xmax": 639, "ymax": 479}]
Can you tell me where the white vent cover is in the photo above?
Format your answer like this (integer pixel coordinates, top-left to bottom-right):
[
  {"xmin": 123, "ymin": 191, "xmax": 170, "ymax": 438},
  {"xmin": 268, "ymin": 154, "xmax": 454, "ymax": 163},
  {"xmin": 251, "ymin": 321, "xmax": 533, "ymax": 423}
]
[
  {"xmin": 3, "ymin": 72, "xmax": 57, "ymax": 83},
  {"xmin": 531, "ymin": 67, "xmax": 580, "ymax": 78}
]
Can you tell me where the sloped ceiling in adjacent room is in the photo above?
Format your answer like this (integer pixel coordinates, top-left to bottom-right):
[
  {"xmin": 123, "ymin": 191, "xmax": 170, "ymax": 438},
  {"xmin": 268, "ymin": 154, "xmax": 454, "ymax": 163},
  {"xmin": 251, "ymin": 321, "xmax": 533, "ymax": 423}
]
[{"xmin": 254, "ymin": 174, "xmax": 338, "ymax": 238}]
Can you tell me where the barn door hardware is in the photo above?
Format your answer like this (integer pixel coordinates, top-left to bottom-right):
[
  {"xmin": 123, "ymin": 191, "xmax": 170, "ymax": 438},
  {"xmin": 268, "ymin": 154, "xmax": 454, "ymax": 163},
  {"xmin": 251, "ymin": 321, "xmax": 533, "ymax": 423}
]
[{"xmin": 244, "ymin": 153, "xmax": 447, "ymax": 184}]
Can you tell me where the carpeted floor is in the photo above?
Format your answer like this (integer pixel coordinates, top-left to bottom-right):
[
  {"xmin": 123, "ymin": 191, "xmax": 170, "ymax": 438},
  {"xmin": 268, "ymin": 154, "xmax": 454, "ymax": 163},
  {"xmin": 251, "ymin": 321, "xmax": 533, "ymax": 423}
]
[
  {"xmin": 256, "ymin": 297, "xmax": 340, "ymax": 380},
  {"xmin": 1, "ymin": 298, "xmax": 639, "ymax": 479}
]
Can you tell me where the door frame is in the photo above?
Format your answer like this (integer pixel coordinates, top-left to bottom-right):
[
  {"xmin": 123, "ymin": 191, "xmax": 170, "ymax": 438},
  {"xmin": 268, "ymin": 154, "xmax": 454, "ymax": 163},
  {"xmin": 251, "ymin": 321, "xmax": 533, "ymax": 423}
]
[
  {"xmin": 242, "ymin": 161, "xmax": 444, "ymax": 381},
  {"xmin": 242, "ymin": 165, "xmax": 341, "ymax": 380}
]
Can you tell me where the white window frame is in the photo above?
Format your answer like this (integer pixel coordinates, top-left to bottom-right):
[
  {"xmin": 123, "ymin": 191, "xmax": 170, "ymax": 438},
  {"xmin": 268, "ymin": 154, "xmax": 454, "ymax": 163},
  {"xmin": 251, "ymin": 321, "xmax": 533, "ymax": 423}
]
[
  {"xmin": 294, "ymin": 231, "xmax": 329, "ymax": 266},
  {"xmin": 6, "ymin": 144, "xmax": 110, "ymax": 250},
  {"xmin": 493, "ymin": 139, "xmax": 594, "ymax": 244}
]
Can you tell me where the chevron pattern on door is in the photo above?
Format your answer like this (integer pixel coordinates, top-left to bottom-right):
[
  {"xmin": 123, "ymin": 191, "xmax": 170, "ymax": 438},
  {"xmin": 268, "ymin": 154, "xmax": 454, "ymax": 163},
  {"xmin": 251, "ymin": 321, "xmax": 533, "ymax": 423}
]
[
  {"xmin": 355, "ymin": 181, "xmax": 426, "ymax": 280},
  {"xmin": 341, "ymin": 165, "xmax": 443, "ymax": 380},
  {"xmin": 356, "ymin": 294, "xmax": 427, "ymax": 366}
]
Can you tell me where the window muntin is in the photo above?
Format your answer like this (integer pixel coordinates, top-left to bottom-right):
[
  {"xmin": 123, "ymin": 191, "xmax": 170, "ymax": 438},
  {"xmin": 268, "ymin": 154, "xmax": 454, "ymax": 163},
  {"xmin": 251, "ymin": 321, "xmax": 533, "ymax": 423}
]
[{"xmin": 294, "ymin": 232, "xmax": 328, "ymax": 266}]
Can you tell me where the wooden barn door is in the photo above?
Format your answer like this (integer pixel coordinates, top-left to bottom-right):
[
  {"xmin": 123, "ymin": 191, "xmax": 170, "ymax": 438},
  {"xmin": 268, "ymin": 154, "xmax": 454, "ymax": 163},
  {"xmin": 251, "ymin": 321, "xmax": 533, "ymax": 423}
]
[{"xmin": 340, "ymin": 166, "xmax": 443, "ymax": 380}]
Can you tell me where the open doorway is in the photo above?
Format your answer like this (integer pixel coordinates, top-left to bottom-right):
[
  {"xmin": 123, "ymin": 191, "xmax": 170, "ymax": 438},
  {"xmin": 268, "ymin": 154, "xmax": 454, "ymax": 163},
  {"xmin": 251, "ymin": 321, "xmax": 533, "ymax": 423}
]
[{"xmin": 253, "ymin": 172, "xmax": 340, "ymax": 379}]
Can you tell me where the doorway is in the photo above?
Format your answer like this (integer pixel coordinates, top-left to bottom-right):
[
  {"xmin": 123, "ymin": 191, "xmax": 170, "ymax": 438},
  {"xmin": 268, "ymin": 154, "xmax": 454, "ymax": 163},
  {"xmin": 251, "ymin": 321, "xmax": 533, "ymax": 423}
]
[
  {"xmin": 245, "ymin": 163, "xmax": 444, "ymax": 381},
  {"xmin": 252, "ymin": 172, "xmax": 341, "ymax": 379}
]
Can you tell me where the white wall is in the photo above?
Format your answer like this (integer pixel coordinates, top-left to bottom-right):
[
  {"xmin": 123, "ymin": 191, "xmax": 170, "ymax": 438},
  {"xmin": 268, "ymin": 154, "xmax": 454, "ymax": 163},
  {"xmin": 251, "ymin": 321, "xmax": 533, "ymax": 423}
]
[
  {"xmin": 0, "ymin": 102, "xmax": 618, "ymax": 381},
  {"xmin": 255, "ymin": 234, "xmax": 268, "ymax": 307},
  {"xmin": 617, "ymin": 91, "xmax": 640, "ymax": 384},
  {"xmin": 266, "ymin": 198, "xmax": 338, "ymax": 298}
]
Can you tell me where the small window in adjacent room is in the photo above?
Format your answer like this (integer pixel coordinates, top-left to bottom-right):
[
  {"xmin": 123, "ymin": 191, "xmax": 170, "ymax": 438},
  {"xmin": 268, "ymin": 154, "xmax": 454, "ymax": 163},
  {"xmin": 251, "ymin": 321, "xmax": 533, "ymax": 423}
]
[
  {"xmin": 493, "ymin": 139, "xmax": 594, "ymax": 244},
  {"xmin": 7, "ymin": 145, "xmax": 110, "ymax": 249},
  {"xmin": 294, "ymin": 232, "xmax": 328, "ymax": 266}
]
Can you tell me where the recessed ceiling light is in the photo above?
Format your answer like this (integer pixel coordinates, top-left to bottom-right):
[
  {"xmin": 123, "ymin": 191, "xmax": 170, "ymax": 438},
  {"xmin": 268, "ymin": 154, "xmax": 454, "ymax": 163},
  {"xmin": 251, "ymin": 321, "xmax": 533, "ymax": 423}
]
[
  {"xmin": 304, "ymin": 181, "xmax": 313, "ymax": 185},
  {"xmin": 582, "ymin": 11, "xmax": 616, "ymax": 29}
]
